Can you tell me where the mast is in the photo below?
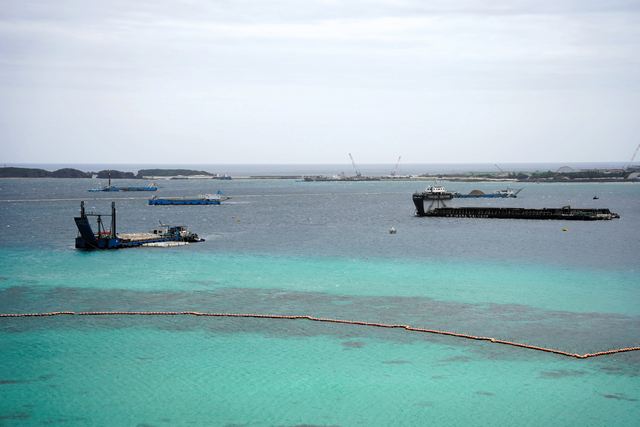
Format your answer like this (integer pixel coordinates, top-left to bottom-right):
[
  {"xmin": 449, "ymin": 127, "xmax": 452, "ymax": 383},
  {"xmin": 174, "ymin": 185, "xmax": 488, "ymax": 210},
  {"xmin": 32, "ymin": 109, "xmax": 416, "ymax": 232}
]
[{"xmin": 111, "ymin": 202, "xmax": 116, "ymax": 237}]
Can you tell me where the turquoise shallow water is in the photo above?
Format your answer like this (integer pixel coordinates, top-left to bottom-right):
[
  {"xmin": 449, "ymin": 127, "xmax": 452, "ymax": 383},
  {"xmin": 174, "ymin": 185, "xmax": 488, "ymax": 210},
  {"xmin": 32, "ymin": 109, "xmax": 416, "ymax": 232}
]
[
  {"xmin": 1, "ymin": 249, "xmax": 639, "ymax": 315},
  {"xmin": 1, "ymin": 325, "xmax": 639, "ymax": 426},
  {"xmin": 1, "ymin": 178, "xmax": 639, "ymax": 426}
]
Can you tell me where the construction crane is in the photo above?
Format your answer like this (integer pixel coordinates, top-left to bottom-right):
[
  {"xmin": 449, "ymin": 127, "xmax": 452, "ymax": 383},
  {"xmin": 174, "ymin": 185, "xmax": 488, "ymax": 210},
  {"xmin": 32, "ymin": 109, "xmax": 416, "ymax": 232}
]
[
  {"xmin": 391, "ymin": 156, "xmax": 401, "ymax": 177},
  {"xmin": 626, "ymin": 142, "xmax": 640, "ymax": 170},
  {"xmin": 495, "ymin": 164, "xmax": 505, "ymax": 174},
  {"xmin": 349, "ymin": 153, "xmax": 361, "ymax": 177}
]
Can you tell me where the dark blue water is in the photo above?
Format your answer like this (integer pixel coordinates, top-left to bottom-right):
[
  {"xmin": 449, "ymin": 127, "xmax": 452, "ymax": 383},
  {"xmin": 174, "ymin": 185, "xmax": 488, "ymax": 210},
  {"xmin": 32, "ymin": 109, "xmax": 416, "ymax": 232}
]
[{"xmin": 1, "ymin": 176, "xmax": 639, "ymax": 426}]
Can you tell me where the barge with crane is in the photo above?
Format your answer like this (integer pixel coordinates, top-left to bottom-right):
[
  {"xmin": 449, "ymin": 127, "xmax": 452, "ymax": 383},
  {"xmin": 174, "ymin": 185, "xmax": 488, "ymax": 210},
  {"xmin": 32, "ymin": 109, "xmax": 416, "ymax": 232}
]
[{"xmin": 74, "ymin": 201, "xmax": 204, "ymax": 249}]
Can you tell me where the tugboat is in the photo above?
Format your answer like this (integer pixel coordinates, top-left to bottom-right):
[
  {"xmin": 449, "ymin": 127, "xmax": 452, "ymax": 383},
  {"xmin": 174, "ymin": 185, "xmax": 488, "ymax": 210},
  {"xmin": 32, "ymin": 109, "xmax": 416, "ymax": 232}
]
[{"xmin": 74, "ymin": 202, "xmax": 204, "ymax": 249}]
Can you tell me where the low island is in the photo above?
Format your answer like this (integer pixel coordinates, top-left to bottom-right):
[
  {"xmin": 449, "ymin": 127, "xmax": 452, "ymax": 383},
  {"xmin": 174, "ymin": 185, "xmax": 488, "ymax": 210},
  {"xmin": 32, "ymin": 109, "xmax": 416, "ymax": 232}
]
[{"xmin": 0, "ymin": 166, "xmax": 638, "ymax": 182}]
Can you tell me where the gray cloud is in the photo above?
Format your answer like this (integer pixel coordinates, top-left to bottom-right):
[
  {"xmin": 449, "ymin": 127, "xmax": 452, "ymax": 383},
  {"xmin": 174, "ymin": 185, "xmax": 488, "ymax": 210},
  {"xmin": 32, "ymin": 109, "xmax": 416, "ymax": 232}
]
[{"xmin": 1, "ymin": 1, "xmax": 639, "ymax": 163}]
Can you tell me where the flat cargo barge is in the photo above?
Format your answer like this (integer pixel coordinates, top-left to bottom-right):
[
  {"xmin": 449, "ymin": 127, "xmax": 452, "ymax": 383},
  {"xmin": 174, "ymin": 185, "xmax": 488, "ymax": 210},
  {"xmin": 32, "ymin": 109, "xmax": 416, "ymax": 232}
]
[
  {"xmin": 89, "ymin": 173, "xmax": 156, "ymax": 192},
  {"xmin": 415, "ymin": 206, "xmax": 619, "ymax": 220},
  {"xmin": 88, "ymin": 185, "xmax": 157, "ymax": 192},
  {"xmin": 413, "ymin": 185, "xmax": 619, "ymax": 220},
  {"xmin": 149, "ymin": 191, "xmax": 230, "ymax": 205},
  {"xmin": 74, "ymin": 201, "xmax": 204, "ymax": 249}
]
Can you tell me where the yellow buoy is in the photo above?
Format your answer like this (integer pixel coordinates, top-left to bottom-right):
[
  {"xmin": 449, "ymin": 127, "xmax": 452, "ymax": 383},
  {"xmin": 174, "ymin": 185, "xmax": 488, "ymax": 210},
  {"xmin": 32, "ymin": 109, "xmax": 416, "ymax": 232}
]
[{"xmin": 562, "ymin": 228, "xmax": 568, "ymax": 231}]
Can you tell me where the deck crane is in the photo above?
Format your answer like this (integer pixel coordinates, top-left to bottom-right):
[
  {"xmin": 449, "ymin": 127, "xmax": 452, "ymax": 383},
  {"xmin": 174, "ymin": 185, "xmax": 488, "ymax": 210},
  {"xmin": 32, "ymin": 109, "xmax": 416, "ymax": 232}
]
[
  {"xmin": 391, "ymin": 156, "xmax": 401, "ymax": 177},
  {"xmin": 626, "ymin": 142, "xmax": 640, "ymax": 170},
  {"xmin": 349, "ymin": 153, "xmax": 361, "ymax": 177}
]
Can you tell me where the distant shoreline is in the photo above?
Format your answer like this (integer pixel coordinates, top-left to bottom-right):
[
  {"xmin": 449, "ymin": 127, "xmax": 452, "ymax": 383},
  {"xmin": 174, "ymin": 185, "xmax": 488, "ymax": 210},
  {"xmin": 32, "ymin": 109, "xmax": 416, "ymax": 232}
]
[
  {"xmin": 1, "ymin": 176, "xmax": 637, "ymax": 183},
  {"xmin": 1, "ymin": 165, "xmax": 638, "ymax": 183}
]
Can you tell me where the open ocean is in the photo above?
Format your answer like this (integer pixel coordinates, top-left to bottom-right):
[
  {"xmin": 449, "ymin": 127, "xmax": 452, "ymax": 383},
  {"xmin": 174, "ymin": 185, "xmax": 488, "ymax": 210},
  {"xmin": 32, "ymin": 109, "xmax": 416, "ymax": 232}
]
[{"xmin": 1, "ymin": 171, "xmax": 639, "ymax": 426}]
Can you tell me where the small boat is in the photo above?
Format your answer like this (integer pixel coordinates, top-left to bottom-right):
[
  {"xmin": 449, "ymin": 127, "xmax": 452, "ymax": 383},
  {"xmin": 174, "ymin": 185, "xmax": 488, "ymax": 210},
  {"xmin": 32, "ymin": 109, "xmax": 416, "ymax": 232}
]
[
  {"xmin": 148, "ymin": 223, "xmax": 202, "ymax": 241},
  {"xmin": 389, "ymin": 226, "xmax": 397, "ymax": 234},
  {"xmin": 149, "ymin": 191, "xmax": 230, "ymax": 205},
  {"xmin": 493, "ymin": 187, "xmax": 523, "ymax": 198},
  {"xmin": 593, "ymin": 196, "xmax": 599, "ymax": 199}
]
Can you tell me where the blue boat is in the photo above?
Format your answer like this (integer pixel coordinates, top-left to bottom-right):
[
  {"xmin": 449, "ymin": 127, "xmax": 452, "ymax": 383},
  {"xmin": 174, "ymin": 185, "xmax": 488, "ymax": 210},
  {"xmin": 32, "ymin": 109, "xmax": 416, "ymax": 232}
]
[
  {"xmin": 88, "ymin": 170, "xmax": 157, "ymax": 192},
  {"xmin": 89, "ymin": 178, "xmax": 157, "ymax": 192},
  {"xmin": 74, "ymin": 202, "xmax": 204, "ymax": 249},
  {"xmin": 149, "ymin": 191, "xmax": 230, "ymax": 205}
]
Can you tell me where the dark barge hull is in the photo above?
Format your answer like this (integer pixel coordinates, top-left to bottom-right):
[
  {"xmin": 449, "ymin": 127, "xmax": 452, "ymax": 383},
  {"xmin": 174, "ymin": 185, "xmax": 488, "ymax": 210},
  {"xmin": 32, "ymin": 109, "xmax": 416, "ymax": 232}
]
[
  {"xmin": 74, "ymin": 235, "xmax": 201, "ymax": 249},
  {"xmin": 414, "ymin": 206, "xmax": 619, "ymax": 220}
]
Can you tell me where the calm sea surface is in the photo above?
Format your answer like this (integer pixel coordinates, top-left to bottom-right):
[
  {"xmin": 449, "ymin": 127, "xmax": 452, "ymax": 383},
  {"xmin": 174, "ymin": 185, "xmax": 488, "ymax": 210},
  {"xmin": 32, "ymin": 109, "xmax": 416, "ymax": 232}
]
[{"xmin": 1, "ymin": 176, "xmax": 639, "ymax": 426}]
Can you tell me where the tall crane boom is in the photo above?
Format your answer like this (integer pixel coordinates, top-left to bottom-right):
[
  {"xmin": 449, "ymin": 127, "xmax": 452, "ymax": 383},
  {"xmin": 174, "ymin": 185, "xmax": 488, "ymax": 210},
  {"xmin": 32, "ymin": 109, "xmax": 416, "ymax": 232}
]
[
  {"xmin": 626, "ymin": 142, "xmax": 640, "ymax": 170},
  {"xmin": 349, "ymin": 153, "xmax": 361, "ymax": 177},
  {"xmin": 391, "ymin": 156, "xmax": 401, "ymax": 176}
]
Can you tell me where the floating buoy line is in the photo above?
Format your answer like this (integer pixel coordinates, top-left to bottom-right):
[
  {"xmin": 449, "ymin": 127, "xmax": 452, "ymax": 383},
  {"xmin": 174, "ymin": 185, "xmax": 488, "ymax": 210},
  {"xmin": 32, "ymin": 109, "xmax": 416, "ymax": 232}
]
[
  {"xmin": 1, "ymin": 311, "xmax": 638, "ymax": 359},
  {"xmin": 0, "ymin": 192, "xmax": 405, "ymax": 203}
]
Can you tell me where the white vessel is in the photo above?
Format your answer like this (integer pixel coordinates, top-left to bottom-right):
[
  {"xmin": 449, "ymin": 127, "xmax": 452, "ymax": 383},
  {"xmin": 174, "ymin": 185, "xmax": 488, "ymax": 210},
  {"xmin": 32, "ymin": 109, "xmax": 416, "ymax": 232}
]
[{"xmin": 412, "ymin": 185, "xmax": 454, "ymax": 215}]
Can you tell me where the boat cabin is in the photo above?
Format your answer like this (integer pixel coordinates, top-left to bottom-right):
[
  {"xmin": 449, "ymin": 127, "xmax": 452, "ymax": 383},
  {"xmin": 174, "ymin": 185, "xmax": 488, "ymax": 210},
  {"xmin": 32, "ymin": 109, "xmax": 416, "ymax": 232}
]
[
  {"xmin": 424, "ymin": 185, "xmax": 447, "ymax": 193},
  {"xmin": 151, "ymin": 224, "xmax": 190, "ymax": 237}
]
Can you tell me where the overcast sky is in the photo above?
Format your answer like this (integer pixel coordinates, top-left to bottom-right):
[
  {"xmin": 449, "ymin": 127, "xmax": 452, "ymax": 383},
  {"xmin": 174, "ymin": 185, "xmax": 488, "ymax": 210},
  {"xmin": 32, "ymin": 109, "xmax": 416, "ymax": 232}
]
[{"xmin": 1, "ymin": 0, "xmax": 639, "ymax": 164}]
